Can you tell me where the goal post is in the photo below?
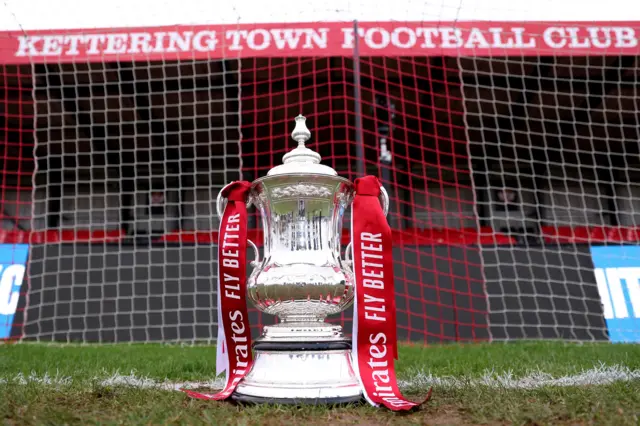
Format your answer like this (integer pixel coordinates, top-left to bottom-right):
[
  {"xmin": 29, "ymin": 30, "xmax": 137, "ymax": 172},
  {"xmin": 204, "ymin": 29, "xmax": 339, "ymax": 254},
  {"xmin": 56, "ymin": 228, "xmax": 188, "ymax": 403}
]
[{"xmin": 0, "ymin": 8, "xmax": 638, "ymax": 343}]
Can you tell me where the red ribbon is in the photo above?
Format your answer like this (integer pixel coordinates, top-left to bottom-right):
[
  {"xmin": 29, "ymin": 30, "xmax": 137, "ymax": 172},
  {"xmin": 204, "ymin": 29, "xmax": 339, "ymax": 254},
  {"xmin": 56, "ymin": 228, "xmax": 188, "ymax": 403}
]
[
  {"xmin": 184, "ymin": 176, "xmax": 430, "ymax": 410},
  {"xmin": 351, "ymin": 175, "xmax": 430, "ymax": 411},
  {"xmin": 182, "ymin": 181, "xmax": 253, "ymax": 401}
]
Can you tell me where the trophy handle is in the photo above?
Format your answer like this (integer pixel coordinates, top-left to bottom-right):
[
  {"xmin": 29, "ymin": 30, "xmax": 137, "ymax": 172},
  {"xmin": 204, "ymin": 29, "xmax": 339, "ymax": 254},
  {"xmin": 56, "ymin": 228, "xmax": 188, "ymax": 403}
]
[
  {"xmin": 247, "ymin": 239, "xmax": 261, "ymax": 267},
  {"xmin": 216, "ymin": 183, "xmax": 253, "ymax": 220},
  {"xmin": 216, "ymin": 184, "xmax": 261, "ymax": 267},
  {"xmin": 379, "ymin": 185, "xmax": 390, "ymax": 217},
  {"xmin": 343, "ymin": 185, "xmax": 389, "ymax": 266},
  {"xmin": 344, "ymin": 242, "xmax": 353, "ymax": 267}
]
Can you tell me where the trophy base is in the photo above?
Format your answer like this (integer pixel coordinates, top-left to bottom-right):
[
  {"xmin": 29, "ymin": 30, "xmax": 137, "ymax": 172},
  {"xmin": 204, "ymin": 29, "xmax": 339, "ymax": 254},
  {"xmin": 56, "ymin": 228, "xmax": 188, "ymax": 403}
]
[
  {"xmin": 232, "ymin": 393, "xmax": 363, "ymax": 406},
  {"xmin": 232, "ymin": 340, "xmax": 363, "ymax": 405}
]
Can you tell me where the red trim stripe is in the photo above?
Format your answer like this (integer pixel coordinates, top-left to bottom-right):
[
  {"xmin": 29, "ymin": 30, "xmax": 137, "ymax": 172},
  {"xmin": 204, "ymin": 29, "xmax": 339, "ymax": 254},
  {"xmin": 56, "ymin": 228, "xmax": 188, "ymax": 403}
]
[{"xmin": 1, "ymin": 226, "xmax": 639, "ymax": 245}]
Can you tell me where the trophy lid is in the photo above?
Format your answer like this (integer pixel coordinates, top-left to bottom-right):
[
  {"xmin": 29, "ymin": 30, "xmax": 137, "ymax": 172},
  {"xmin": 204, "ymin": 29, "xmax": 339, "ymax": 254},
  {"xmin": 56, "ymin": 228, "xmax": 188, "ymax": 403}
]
[{"xmin": 266, "ymin": 115, "xmax": 338, "ymax": 176}]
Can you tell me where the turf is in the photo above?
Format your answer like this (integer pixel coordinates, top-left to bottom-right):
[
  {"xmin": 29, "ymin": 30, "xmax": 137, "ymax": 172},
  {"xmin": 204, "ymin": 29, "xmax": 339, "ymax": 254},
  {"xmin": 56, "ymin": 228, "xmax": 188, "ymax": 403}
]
[{"xmin": 0, "ymin": 341, "xmax": 639, "ymax": 425}]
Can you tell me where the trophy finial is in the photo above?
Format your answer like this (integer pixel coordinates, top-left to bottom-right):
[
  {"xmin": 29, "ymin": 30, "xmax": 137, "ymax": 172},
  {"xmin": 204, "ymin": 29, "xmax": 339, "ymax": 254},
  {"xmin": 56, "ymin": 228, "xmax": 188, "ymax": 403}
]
[
  {"xmin": 282, "ymin": 114, "xmax": 321, "ymax": 165},
  {"xmin": 291, "ymin": 114, "xmax": 311, "ymax": 147}
]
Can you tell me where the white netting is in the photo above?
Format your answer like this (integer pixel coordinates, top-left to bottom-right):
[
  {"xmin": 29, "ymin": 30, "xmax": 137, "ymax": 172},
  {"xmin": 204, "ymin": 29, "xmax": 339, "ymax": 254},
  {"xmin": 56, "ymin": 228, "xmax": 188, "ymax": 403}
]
[
  {"xmin": 0, "ymin": 17, "xmax": 635, "ymax": 343},
  {"xmin": 463, "ymin": 55, "xmax": 638, "ymax": 340},
  {"xmin": 27, "ymin": 60, "xmax": 241, "ymax": 341}
]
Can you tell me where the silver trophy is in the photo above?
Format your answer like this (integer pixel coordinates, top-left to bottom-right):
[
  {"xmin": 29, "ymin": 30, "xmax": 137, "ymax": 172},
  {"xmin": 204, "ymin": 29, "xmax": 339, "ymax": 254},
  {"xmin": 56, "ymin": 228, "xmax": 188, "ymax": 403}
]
[{"xmin": 217, "ymin": 114, "xmax": 389, "ymax": 404}]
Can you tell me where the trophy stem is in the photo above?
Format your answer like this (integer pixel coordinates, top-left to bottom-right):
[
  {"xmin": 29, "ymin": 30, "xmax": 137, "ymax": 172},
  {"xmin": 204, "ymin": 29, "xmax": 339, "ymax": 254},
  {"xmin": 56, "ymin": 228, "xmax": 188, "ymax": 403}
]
[{"xmin": 261, "ymin": 319, "xmax": 344, "ymax": 341}]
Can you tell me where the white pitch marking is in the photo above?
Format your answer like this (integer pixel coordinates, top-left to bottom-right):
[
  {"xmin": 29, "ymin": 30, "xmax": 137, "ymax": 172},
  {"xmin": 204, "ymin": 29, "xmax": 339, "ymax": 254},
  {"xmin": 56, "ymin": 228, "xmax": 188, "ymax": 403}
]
[
  {"xmin": 398, "ymin": 363, "xmax": 640, "ymax": 391},
  {"xmin": 100, "ymin": 372, "xmax": 226, "ymax": 391},
  {"xmin": 0, "ymin": 364, "xmax": 638, "ymax": 391}
]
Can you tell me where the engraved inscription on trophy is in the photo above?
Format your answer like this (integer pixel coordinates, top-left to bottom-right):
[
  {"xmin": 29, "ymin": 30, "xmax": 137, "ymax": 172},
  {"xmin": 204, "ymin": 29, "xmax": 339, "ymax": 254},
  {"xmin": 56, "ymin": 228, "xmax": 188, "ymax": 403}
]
[{"xmin": 270, "ymin": 184, "xmax": 333, "ymax": 199}]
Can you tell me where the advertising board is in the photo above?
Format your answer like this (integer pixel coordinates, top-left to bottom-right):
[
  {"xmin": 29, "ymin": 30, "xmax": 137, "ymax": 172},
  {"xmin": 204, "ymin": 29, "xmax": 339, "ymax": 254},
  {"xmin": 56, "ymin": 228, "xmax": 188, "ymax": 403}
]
[
  {"xmin": 0, "ymin": 244, "xmax": 29, "ymax": 339},
  {"xmin": 591, "ymin": 246, "xmax": 640, "ymax": 343}
]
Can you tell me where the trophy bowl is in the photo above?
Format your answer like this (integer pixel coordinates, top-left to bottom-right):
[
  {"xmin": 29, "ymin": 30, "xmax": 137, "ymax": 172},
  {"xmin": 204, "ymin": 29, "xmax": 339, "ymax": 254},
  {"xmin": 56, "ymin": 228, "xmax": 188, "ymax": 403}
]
[{"xmin": 247, "ymin": 173, "xmax": 354, "ymax": 339}]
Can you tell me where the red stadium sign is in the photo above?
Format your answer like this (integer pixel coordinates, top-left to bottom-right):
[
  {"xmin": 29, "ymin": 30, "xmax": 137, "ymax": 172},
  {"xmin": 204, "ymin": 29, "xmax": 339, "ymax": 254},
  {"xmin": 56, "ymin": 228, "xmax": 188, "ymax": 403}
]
[{"xmin": 2, "ymin": 21, "xmax": 640, "ymax": 63}]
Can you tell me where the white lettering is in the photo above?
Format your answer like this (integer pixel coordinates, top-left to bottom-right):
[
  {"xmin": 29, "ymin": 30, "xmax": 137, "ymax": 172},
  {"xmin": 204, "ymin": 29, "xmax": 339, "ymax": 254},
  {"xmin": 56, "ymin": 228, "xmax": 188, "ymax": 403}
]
[
  {"xmin": 363, "ymin": 268, "xmax": 384, "ymax": 279},
  {"xmin": 128, "ymin": 32, "xmax": 153, "ymax": 54},
  {"xmin": 226, "ymin": 30, "xmax": 246, "ymax": 51},
  {"xmin": 391, "ymin": 27, "xmax": 416, "ymax": 49},
  {"xmin": 365, "ymin": 310, "xmax": 386, "ymax": 322},
  {"xmin": 566, "ymin": 27, "xmax": 591, "ymax": 48},
  {"xmin": 151, "ymin": 32, "xmax": 167, "ymax": 52},
  {"xmin": 221, "ymin": 211, "xmax": 243, "ymax": 299},
  {"xmin": 361, "ymin": 233, "xmax": 382, "ymax": 242},
  {"xmin": 304, "ymin": 28, "xmax": 328, "ymax": 49},
  {"xmin": 367, "ymin": 331, "xmax": 411, "ymax": 406},
  {"xmin": 222, "ymin": 249, "xmax": 239, "ymax": 257},
  {"xmin": 16, "ymin": 25, "xmax": 637, "ymax": 59},
  {"xmin": 365, "ymin": 27, "xmax": 390, "ymax": 49},
  {"xmin": 512, "ymin": 27, "xmax": 536, "ymax": 48},
  {"xmin": 193, "ymin": 31, "xmax": 218, "ymax": 52},
  {"xmin": 104, "ymin": 33, "xmax": 129, "ymax": 54},
  {"xmin": 605, "ymin": 268, "xmax": 629, "ymax": 318},
  {"xmin": 364, "ymin": 293, "xmax": 386, "ymax": 313},
  {"xmin": 542, "ymin": 26, "xmax": 634, "ymax": 50},
  {"xmin": 84, "ymin": 35, "xmax": 106, "ymax": 54},
  {"xmin": 364, "ymin": 293, "xmax": 386, "ymax": 322},
  {"xmin": 271, "ymin": 28, "xmax": 328, "ymax": 50},
  {"xmin": 586, "ymin": 27, "xmax": 612, "ymax": 49},
  {"xmin": 270, "ymin": 29, "xmax": 302, "ymax": 49},
  {"xmin": 594, "ymin": 268, "xmax": 614, "ymax": 319},
  {"xmin": 222, "ymin": 259, "xmax": 239, "ymax": 268},
  {"xmin": 42, "ymin": 36, "xmax": 64, "ymax": 55},
  {"xmin": 247, "ymin": 29, "xmax": 270, "ymax": 50},
  {"xmin": 340, "ymin": 28, "xmax": 356, "ymax": 49},
  {"xmin": 464, "ymin": 28, "xmax": 489, "ymax": 49},
  {"xmin": 0, "ymin": 265, "xmax": 25, "ymax": 316},
  {"xmin": 439, "ymin": 27, "xmax": 463, "ymax": 48},
  {"xmin": 594, "ymin": 267, "xmax": 640, "ymax": 319},
  {"xmin": 416, "ymin": 28, "xmax": 439, "ymax": 48},
  {"xmin": 543, "ymin": 27, "xmax": 566, "ymax": 49},
  {"xmin": 166, "ymin": 31, "xmax": 192, "ymax": 52},
  {"xmin": 228, "ymin": 310, "xmax": 250, "ymax": 377},
  {"xmin": 612, "ymin": 268, "xmax": 640, "ymax": 318},
  {"xmin": 16, "ymin": 36, "xmax": 40, "ymax": 56},
  {"xmin": 64, "ymin": 35, "xmax": 85, "ymax": 55},
  {"xmin": 227, "ymin": 28, "xmax": 327, "ymax": 51},
  {"xmin": 489, "ymin": 27, "xmax": 536, "ymax": 48},
  {"xmin": 344, "ymin": 25, "xmax": 540, "ymax": 52},
  {"xmin": 612, "ymin": 27, "xmax": 638, "ymax": 48}
]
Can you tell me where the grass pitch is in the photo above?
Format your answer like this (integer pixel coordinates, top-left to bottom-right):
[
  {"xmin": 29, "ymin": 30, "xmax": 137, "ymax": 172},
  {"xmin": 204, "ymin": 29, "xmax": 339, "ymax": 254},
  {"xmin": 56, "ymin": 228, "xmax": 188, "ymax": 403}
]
[{"xmin": 0, "ymin": 341, "xmax": 639, "ymax": 425}]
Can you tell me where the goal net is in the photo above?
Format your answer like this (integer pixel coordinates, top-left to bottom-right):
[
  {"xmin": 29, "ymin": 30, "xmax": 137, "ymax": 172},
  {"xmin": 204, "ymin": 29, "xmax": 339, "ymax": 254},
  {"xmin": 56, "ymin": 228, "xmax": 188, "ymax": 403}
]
[
  {"xmin": 465, "ymin": 54, "xmax": 637, "ymax": 341},
  {"xmin": 0, "ymin": 5, "xmax": 637, "ymax": 343}
]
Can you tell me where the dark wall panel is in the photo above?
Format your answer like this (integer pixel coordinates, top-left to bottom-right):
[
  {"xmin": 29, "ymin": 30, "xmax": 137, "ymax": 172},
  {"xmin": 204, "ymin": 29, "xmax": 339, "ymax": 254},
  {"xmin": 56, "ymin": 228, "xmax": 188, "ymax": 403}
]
[
  {"xmin": 21, "ymin": 243, "xmax": 608, "ymax": 343},
  {"xmin": 483, "ymin": 245, "xmax": 608, "ymax": 341},
  {"xmin": 24, "ymin": 244, "xmax": 487, "ymax": 343}
]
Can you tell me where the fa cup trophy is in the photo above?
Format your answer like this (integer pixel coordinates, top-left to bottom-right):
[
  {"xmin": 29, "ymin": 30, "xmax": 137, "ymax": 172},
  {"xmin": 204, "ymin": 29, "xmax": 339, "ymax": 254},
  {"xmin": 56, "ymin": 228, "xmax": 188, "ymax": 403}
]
[
  {"xmin": 187, "ymin": 114, "xmax": 424, "ymax": 409},
  {"xmin": 230, "ymin": 114, "xmax": 388, "ymax": 404},
  {"xmin": 216, "ymin": 115, "xmax": 387, "ymax": 404}
]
